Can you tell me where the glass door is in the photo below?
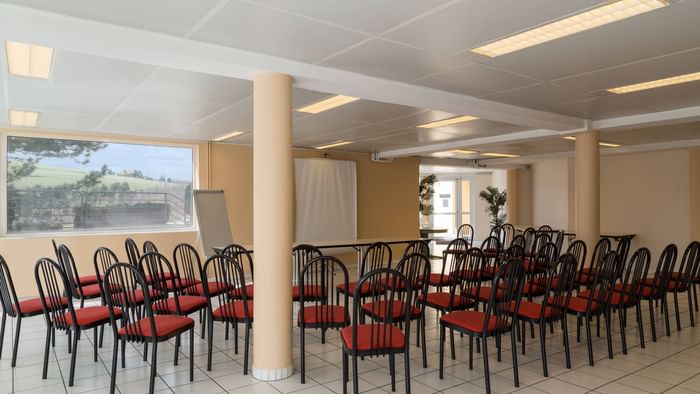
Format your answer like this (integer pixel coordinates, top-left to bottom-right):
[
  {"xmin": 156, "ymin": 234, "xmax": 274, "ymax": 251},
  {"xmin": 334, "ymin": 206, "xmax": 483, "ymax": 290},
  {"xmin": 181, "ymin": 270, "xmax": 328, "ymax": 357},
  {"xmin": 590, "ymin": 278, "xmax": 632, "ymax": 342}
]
[{"xmin": 428, "ymin": 176, "xmax": 473, "ymax": 237}]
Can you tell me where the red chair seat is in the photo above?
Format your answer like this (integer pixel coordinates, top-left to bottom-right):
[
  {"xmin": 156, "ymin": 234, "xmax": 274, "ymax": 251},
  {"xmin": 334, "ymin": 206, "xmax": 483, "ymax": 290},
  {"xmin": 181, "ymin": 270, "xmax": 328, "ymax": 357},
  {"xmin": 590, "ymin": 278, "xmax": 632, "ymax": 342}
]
[
  {"xmin": 440, "ymin": 310, "xmax": 510, "ymax": 333},
  {"xmin": 482, "ymin": 266, "xmax": 497, "ymax": 279},
  {"xmin": 78, "ymin": 275, "xmax": 99, "ymax": 286},
  {"xmin": 298, "ymin": 305, "xmax": 348, "ymax": 325},
  {"xmin": 361, "ymin": 300, "xmax": 420, "ymax": 320},
  {"xmin": 575, "ymin": 273, "xmax": 593, "ymax": 284},
  {"xmin": 550, "ymin": 296, "xmax": 595, "ymax": 314},
  {"xmin": 420, "ymin": 292, "xmax": 473, "ymax": 310},
  {"xmin": 153, "ymin": 295, "xmax": 207, "ymax": 315},
  {"xmin": 336, "ymin": 282, "xmax": 376, "ymax": 297},
  {"xmin": 191, "ymin": 281, "xmax": 231, "ymax": 297},
  {"xmin": 79, "ymin": 284, "xmax": 102, "ymax": 298},
  {"xmin": 178, "ymin": 277, "xmax": 201, "ymax": 289},
  {"xmin": 292, "ymin": 285, "xmax": 325, "ymax": 300},
  {"xmin": 145, "ymin": 272, "xmax": 178, "ymax": 283},
  {"xmin": 483, "ymin": 249, "xmax": 499, "ymax": 258},
  {"xmin": 118, "ymin": 315, "xmax": 193, "ymax": 339},
  {"xmin": 212, "ymin": 300, "xmax": 253, "ymax": 320},
  {"xmin": 579, "ymin": 289, "xmax": 632, "ymax": 306},
  {"xmin": 466, "ymin": 286, "xmax": 504, "ymax": 302},
  {"xmin": 111, "ymin": 288, "xmax": 160, "ymax": 305},
  {"xmin": 509, "ymin": 300, "xmax": 554, "ymax": 320},
  {"xmin": 426, "ymin": 273, "xmax": 453, "ymax": 287},
  {"xmin": 341, "ymin": 324, "xmax": 405, "ymax": 351},
  {"xmin": 15, "ymin": 297, "xmax": 69, "ymax": 316},
  {"xmin": 62, "ymin": 306, "xmax": 121, "ymax": 327},
  {"xmin": 229, "ymin": 283, "xmax": 255, "ymax": 299}
]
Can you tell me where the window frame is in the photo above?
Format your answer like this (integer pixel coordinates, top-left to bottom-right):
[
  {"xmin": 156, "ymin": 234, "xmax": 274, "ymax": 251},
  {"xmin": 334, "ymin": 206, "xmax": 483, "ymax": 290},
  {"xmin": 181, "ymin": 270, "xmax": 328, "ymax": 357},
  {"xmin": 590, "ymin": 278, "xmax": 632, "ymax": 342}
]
[{"xmin": 0, "ymin": 129, "xmax": 200, "ymax": 238}]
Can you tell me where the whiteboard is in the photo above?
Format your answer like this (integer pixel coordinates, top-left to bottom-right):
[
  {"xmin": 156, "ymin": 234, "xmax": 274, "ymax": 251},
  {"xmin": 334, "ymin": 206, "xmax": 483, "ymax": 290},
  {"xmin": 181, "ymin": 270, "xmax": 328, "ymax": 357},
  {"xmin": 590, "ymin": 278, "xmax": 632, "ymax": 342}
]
[
  {"xmin": 294, "ymin": 158, "xmax": 357, "ymax": 243},
  {"xmin": 194, "ymin": 190, "xmax": 233, "ymax": 257}
]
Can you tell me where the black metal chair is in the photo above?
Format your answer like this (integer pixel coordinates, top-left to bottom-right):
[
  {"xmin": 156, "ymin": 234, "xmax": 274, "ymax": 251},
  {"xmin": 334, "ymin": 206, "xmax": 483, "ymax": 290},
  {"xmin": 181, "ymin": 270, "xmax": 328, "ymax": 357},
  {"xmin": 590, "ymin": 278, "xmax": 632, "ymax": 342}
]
[
  {"xmin": 480, "ymin": 236, "xmax": 502, "ymax": 281},
  {"xmin": 58, "ymin": 244, "xmax": 102, "ymax": 308},
  {"xmin": 298, "ymin": 256, "xmax": 350, "ymax": 383},
  {"xmin": 640, "ymin": 244, "xmax": 677, "ymax": 341},
  {"xmin": 52, "ymin": 240, "xmax": 98, "ymax": 287},
  {"xmin": 490, "ymin": 225, "xmax": 507, "ymax": 248},
  {"xmin": 575, "ymin": 238, "xmax": 611, "ymax": 289},
  {"xmin": 143, "ymin": 240, "xmax": 158, "ymax": 254},
  {"xmin": 293, "ymin": 244, "xmax": 323, "ymax": 303},
  {"xmin": 103, "ymin": 263, "xmax": 194, "ymax": 394},
  {"xmin": 35, "ymin": 258, "xmax": 117, "ymax": 386},
  {"xmin": 509, "ymin": 254, "xmax": 577, "ymax": 376},
  {"xmin": 173, "ymin": 243, "xmax": 203, "ymax": 293},
  {"xmin": 457, "ymin": 223, "xmax": 474, "ymax": 247},
  {"xmin": 223, "ymin": 243, "xmax": 255, "ymax": 301},
  {"xmin": 440, "ymin": 259, "xmax": 525, "ymax": 394},
  {"xmin": 502, "ymin": 223, "xmax": 516, "ymax": 249},
  {"xmin": 93, "ymin": 246, "xmax": 120, "ymax": 347},
  {"xmin": 428, "ymin": 238, "xmax": 468, "ymax": 291},
  {"xmin": 125, "ymin": 238, "xmax": 140, "ymax": 266},
  {"xmin": 203, "ymin": 254, "xmax": 253, "ymax": 373},
  {"xmin": 403, "ymin": 240, "xmax": 430, "ymax": 259},
  {"xmin": 1, "ymin": 254, "xmax": 67, "ymax": 368},
  {"xmin": 668, "ymin": 241, "xmax": 700, "ymax": 331},
  {"xmin": 341, "ymin": 268, "xmax": 414, "ymax": 394},
  {"xmin": 336, "ymin": 242, "xmax": 392, "ymax": 302}
]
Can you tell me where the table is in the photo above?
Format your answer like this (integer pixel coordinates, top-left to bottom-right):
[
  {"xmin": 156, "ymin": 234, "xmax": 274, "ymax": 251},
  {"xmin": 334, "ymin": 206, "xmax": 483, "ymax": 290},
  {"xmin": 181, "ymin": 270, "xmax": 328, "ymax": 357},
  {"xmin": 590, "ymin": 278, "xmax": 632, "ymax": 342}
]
[
  {"xmin": 419, "ymin": 227, "xmax": 448, "ymax": 239},
  {"xmin": 515, "ymin": 226, "xmax": 636, "ymax": 242}
]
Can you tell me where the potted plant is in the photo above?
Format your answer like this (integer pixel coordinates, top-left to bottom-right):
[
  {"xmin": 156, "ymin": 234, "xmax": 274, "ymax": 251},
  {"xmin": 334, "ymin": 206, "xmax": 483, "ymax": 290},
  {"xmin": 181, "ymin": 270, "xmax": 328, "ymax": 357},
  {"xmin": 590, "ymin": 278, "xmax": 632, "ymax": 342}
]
[
  {"xmin": 419, "ymin": 174, "xmax": 437, "ymax": 227},
  {"xmin": 479, "ymin": 186, "xmax": 507, "ymax": 227}
]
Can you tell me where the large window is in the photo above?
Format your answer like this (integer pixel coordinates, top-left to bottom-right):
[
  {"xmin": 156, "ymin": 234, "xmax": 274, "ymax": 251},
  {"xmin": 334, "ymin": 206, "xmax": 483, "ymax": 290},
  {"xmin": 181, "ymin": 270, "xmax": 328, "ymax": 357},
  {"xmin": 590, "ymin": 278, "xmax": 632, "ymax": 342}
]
[{"xmin": 4, "ymin": 135, "xmax": 194, "ymax": 234}]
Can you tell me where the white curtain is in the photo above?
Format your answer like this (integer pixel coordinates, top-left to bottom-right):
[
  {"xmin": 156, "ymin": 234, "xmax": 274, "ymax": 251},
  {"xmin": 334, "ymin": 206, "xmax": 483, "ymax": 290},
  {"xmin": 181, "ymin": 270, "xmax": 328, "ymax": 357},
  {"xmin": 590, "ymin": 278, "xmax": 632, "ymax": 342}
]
[{"xmin": 294, "ymin": 158, "xmax": 357, "ymax": 242}]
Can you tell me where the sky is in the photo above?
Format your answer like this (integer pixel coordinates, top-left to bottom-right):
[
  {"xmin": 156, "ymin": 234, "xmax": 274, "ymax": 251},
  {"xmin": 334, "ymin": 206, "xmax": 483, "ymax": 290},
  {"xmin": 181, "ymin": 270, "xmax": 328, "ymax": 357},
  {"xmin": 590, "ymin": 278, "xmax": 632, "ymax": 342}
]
[{"xmin": 11, "ymin": 140, "xmax": 193, "ymax": 182}]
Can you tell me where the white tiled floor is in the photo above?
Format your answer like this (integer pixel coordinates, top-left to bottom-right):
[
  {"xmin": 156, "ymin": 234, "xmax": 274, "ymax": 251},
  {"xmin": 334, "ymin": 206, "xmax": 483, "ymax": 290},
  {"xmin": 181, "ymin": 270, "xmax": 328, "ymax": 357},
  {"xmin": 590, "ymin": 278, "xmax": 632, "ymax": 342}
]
[{"xmin": 2, "ymin": 283, "xmax": 700, "ymax": 394}]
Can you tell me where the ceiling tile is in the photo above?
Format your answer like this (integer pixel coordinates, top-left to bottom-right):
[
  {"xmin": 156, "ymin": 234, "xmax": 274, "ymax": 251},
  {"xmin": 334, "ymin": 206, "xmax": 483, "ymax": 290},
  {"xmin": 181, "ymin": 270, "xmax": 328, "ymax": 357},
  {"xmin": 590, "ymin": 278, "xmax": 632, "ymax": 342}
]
[
  {"xmin": 303, "ymin": 99, "xmax": 424, "ymax": 124},
  {"xmin": 8, "ymin": 77, "xmax": 129, "ymax": 116},
  {"xmin": 51, "ymin": 51, "xmax": 155, "ymax": 95},
  {"xmin": 138, "ymin": 68, "xmax": 252, "ymax": 105},
  {"xmin": 413, "ymin": 64, "xmax": 539, "ymax": 97},
  {"xmin": 470, "ymin": 1, "xmax": 700, "ymax": 81},
  {"xmin": 191, "ymin": 0, "xmax": 368, "ymax": 63},
  {"xmin": 38, "ymin": 111, "xmax": 105, "ymax": 132},
  {"xmin": 600, "ymin": 123, "xmax": 700, "ymax": 145},
  {"xmin": 253, "ymin": 0, "xmax": 449, "ymax": 35},
  {"xmin": 3, "ymin": 0, "xmax": 223, "ymax": 36},
  {"xmin": 364, "ymin": 128, "xmax": 462, "ymax": 145},
  {"xmin": 292, "ymin": 115, "xmax": 368, "ymax": 141},
  {"xmin": 482, "ymin": 83, "xmax": 592, "ymax": 113},
  {"xmin": 384, "ymin": 0, "xmax": 603, "ymax": 55},
  {"xmin": 597, "ymin": 80, "xmax": 700, "ymax": 112},
  {"xmin": 319, "ymin": 38, "xmax": 468, "ymax": 82},
  {"xmin": 97, "ymin": 116, "xmax": 188, "ymax": 137},
  {"xmin": 186, "ymin": 98, "xmax": 254, "ymax": 139},
  {"xmin": 112, "ymin": 93, "xmax": 226, "ymax": 125},
  {"xmin": 549, "ymin": 97, "xmax": 649, "ymax": 120}
]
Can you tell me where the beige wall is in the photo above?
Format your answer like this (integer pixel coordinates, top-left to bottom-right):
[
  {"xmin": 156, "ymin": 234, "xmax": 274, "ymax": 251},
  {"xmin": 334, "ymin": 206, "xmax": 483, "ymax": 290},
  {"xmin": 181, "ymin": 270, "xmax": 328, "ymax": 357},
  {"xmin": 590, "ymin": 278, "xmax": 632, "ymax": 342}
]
[
  {"xmin": 531, "ymin": 159, "xmax": 570, "ymax": 230},
  {"xmin": 517, "ymin": 167, "xmax": 533, "ymax": 226},
  {"xmin": 472, "ymin": 173, "xmax": 492, "ymax": 241},
  {"xmin": 691, "ymin": 147, "xmax": 700, "ymax": 240}
]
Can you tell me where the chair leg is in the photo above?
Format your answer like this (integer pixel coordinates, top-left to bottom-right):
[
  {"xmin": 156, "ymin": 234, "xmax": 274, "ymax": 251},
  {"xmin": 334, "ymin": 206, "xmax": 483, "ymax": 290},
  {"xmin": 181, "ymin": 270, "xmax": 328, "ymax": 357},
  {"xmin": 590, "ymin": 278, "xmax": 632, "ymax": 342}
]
[
  {"xmin": 450, "ymin": 328, "xmax": 456, "ymax": 360},
  {"xmin": 342, "ymin": 350, "xmax": 348, "ymax": 394},
  {"xmin": 605, "ymin": 311, "xmax": 613, "ymax": 359},
  {"xmin": 584, "ymin": 316, "xmax": 594, "ymax": 367},
  {"xmin": 511, "ymin": 330, "xmax": 519, "ymax": 387},
  {"xmin": 99, "ymin": 324, "xmax": 105, "ymax": 348},
  {"xmin": 300, "ymin": 325, "xmax": 306, "ymax": 384},
  {"xmin": 539, "ymin": 323, "xmax": 548, "ymax": 377},
  {"xmin": 174, "ymin": 335, "xmax": 180, "ymax": 366},
  {"xmin": 121, "ymin": 338, "xmax": 126, "ymax": 369},
  {"xmin": 693, "ymin": 283, "xmax": 699, "ymax": 312},
  {"xmin": 420, "ymin": 317, "xmax": 427, "ymax": 368},
  {"xmin": 662, "ymin": 296, "xmax": 671, "ymax": 337},
  {"xmin": 495, "ymin": 334, "xmax": 502, "ymax": 362},
  {"xmin": 674, "ymin": 292, "xmax": 682, "ymax": 331},
  {"xmin": 439, "ymin": 324, "xmax": 445, "ymax": 379},
  {"xmin": 619, "ymin": 307, "xmax": 628, "ymax": 355},
  {"xmin": 404, "ymin": 349, "xmax": 411, "ymax": 394},
  {"xmin": 389, "ymin": 353, "xmax": 396, "ymax": 391},
  {"xmin": 200, "ymin": 309, "xmax": 206, "ymax": 339},
  {"xmin": 636, "ymin": 302, "xmax": 645, "ymax": 349},
  {"xmin": 11, "ymin": 316, "xmax": 22, "ymax": 367},
  {"xmin": 110, "ymin": 336, "xmax": 118, "ymax": 394},
  {"xmin": 234, "ymin": 321, "xmax": 239, "ymax": 354},
  {"xmin": 0, "ymin": 313, "xmax": 5, "ymax": 360},
  {"xmin": 207, "ymin": 314, "xmax": 214, "ymax": 371},
  {"xmin": 93, "ymin": 327, "xmax": 99, "ymax": 362},
  {"xmin": 69, "ymin": 329, "xmax": 79, "ymax": 386},
  {"xmin": 149, "ymin": 342, "xmax": 158, "ymax": 394},
  {"xmin": 562, "ymin": 317, "xmax": 571, "ymax": 369},
  {"xmin": 468, "ymin": 334, "xmax": 474, "ymax": 370},
  {"xmin": 244, "ymin": 322, "xmax": 251, "ymax": 375},
  {"xmin": 482, "ymin": 336, "xmax": 491, "ymax": 394},
  {"xmin": 189, "ymin": 328, "xmax": 194, "ymax": 382},
  {"xmin": 689, "ymin": 289, "xmax": 696, "ymax": 327},
  {"xmin": 42, "ymin": 325, "xmax": 51, "ymax": 379},
  {"xmin": 521, "ymin": 319, "xmax": 526, "ymax": 355},
  {"xmin": 352, "ymin": 352, "xmax": 359, "ymax": 394},
  {"xmin": 576, "ymin": 315, "xmax": 581, "ymax": 343}
]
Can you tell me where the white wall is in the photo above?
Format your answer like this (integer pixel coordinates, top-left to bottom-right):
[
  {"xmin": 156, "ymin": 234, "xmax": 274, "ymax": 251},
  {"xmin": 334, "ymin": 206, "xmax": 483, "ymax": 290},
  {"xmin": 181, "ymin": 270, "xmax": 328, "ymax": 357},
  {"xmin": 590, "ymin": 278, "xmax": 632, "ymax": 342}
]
[
  {"xmin": 473, "ymin": 173, "xmax": 493, "ymax": 242},
  {"xmin": 531, "ymin": 159, "xmax": 570, "ymax": 230}
]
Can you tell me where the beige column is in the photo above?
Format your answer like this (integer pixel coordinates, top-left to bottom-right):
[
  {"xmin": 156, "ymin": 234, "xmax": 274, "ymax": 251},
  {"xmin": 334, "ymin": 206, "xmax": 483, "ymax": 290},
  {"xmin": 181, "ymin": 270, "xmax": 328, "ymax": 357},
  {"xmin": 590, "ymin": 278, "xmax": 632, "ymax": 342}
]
[
  {"xmin": 690, "ymin": 147, "xmax": 700, "ymax": 240},
  {"xmin": 575, "ymin": 131, "xmax": 600, "ymax": 249},
  {"xmin": 252, "ymin": 72, "xmax": 294, "ymax": 380},
  {"xmin": 506, "ymin": 169, "xmax": 519, "ymax": 225}
]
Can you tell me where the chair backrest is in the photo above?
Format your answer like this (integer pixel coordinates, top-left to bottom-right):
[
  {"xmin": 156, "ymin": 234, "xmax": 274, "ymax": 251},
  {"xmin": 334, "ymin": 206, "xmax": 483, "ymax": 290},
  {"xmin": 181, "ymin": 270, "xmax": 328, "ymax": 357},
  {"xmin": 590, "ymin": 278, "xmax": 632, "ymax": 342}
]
[
  {"xmin": 448, "ymin": 248, "xmax": 485, "ymax": 311},
  {"xmin": 51, "ymin": 239, "xmax": 60, "ymax": 261},
  {"xmin": 293, "ymin": 244, "xmax": 322, "ymax": 285},
  {"xmin": 584, "ymin": 251, "xmax": 620, "ymax": 314},
  {"xmin": 542, "ymin": 254, "xmax": 578, "ymax": 321},
  {"xmin": 617, "ymin": 248, "xmax": 651, "ymax": 306},
  {"xmin": 143, "ymin": 240, "xmax": 158, "ymax": 254},
  {"xmin": 615, "ymin": 237, "xmax": 632, "ymax": 277},
  {"xmin": 140, "ymin": 252, "xmax": 188, "ymax": 314},
  {"xmin": 484, "ymin": 259, "xmax": 524, "ymax": 336},
  {"xmin": 125, "ymin": 238, "xmax": 140, "ymax": 266},
  {"xmin": 647, "ymin": 244, "xmax": 678, "ymax": 298},
  {"xmin": 480, "ymin": 236, "xmax": 502, "ymax": 277},
  {"xmin": 359, "ymin": 242, "xmax": 392, "ymax": 276},
  {"xmin": 93, "ymin": 247, "xmax": 119, "ymax": 304},
  {"xmin": 0, "ymin": 255, "xmax": 21, "ymax": 318},
  {"xmin": 502, "ymin": 223, "xmax": 516, "ymax": 249},
  {"xmin": 402, "ymin": 240, "xmax": 430, "ymax": 259},
  {"xmin": 527, "ymin": 242, "xmax": 559, "ymax": 289},
  {"xmin": 299, "ymin": 255, "xmax": 349, "ymax": 325},
  {"xmin": 222, "ymin": 243, "xmax": 254, "ymax": 282},
  {"xmin": 537, "ymin": 225, "xmax": 553, "ymax": 234},
  {"xmin": 522, "ymin": 227, "xmax": 537, "ymax": 251},
  {"xmin": 530, "ymin": 232, "xmax": 551, "ymax": 257},
  {"xmin": 457, "ymin": 224, "xmax": 474, "ymax": 246},
  {"xmin": 202, "ymin": 254, "xmax": 249, "ymax": 318},
  {"xmin": 676, "ymin": 241, "xmax": 700, "ymax": 288},
  {"xmin": 103, "ymin": 263, "xmax": 157, "ymax": 343},
  {"xmin": 394, "ymin": 252, "xmax": 430, "ymax": 316},
  {"xmin": 57, "ymin": 244, "xmax": 83, "ymax": 299},
  {"xmin": 511, "ymin": 234, "xmax": 526, "ymax": 250},
  {"xmin": 551, "ymin": 230, "xmax": 565, "ymax": 255},
  {"xmin": 34, "ymin": 258, "xmax": 76, "ymax": 330},
  {"xmin": 581, "ymin": 238, "xmax": 611, "ymax": 279},
  {"xmin": 350, "ymin": 268, "xmax": 412, "ymax": 355},
  {"xmin": 490, "ymin": 226, "xmax": 506, "ymax": 246},
  {"xmin": 441, "ymin": 238, "xmax": 469, "ymax": 279},
  {"xmin": 503, "ymin": 244, "xmax": 525, "ymax": 261},
  {"xmin": 173, "ymin": 243, "xmax": 202, "ymax": 288},
  {"xmin": 566, "ymin": 240, "xmax": 587, "ymax": 274}
]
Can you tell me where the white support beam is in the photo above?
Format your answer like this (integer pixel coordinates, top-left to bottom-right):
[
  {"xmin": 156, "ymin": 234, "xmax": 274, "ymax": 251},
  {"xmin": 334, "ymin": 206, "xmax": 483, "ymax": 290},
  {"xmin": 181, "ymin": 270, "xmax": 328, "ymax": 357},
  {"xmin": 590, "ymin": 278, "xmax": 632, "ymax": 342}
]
[
  {"xmin": 376, "ymin": 128, "xmax": 582, "ymax": 159},
  {"xmin": 591, "ymin": 105, "xmax": 700, "ymax": 131},
  {"xmin": 0, "ymin": 3, "xmax": 585, "ymax": 131}
]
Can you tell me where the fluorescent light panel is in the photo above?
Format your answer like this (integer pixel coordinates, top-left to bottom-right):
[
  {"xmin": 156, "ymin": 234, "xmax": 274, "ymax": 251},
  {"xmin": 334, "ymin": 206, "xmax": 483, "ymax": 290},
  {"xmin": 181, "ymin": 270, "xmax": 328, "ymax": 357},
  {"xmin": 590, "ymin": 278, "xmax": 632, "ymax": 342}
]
[
  {"xmin": 296, "ymin": 95, "xmax": 359, "ymax": 114},
  {"xmin": 607, "ymin": 70, "xmax": 700, "ymax": 94},
  {"xmin": 9, "ymin": 110, "xmax": 39, "ymax": 127},
  {"xmin": 314, "ymin": 140, "xmax": 352, "ymax": 150},
  {"xmin": 5, "ymin": 40, "xmax": 54, "ymax": 79},
  {"xmin": 471, "ymin": 0, "xmax": 668, "ymax": 57},
  {"xmin": 482, "ymin": 152, "xmax": 520, "ymax": 158},
  {"xmin": 453, "ymin": 149, "xmax": 477, "ymax": 154},
  {"xmin": 417, "ymin": 115, "xmax": 479, "ymax": 128},
  {"xmin": 213, "ymin": 130, "xmax": 245, "ymax": 142},
  {"xmin": 563, "ymin": 136, "xmax": 621, "ymax": 147}
]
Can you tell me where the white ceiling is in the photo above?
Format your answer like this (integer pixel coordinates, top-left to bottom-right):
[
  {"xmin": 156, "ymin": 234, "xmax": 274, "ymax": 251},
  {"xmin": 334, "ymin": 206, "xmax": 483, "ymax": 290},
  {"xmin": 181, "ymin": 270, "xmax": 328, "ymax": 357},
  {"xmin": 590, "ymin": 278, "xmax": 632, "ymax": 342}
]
[{"xmin": 0, "ymin": 0, "xmax": 699, "ymax": 160}]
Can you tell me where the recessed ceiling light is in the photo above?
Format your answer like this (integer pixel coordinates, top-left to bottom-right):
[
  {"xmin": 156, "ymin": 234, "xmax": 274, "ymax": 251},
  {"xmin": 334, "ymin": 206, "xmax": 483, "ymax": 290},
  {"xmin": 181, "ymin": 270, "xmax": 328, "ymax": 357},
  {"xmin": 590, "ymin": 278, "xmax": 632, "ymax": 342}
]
[
  {"xmin": 563, "ymin": 136, "xmax": 622, "ymax": 147},
  {"xmin": 314, "ymin": 140, "xmax": 353, "ymax": 150},
  {"xmin": 9, "ymin": 110, "xmax": 39, "ymax": 127},
  {"xmin": 482, "ymin": 152, "xmax": 520, "ymax": 158},
  {"xmin": 5, "ymin": 40, "xmax": 54, "ymax": 79},
  {"xmin": 296, "ymin": 95, "xmax": 359, "ymax": 114},
  {"xmin": 417, "ymin": 115, "xmax": 479, "ymax": 129},
  {"xmin": 470, "ymin": 0, "xmax": 669, "ymax": 57},
  {"xmin": 607, "ymin": 70, "xmax": 700, "ymax": 94},
  {"xmin": 453, "ymin": 149, "xmax": 477, "ymax": 155},
  {"xmin": 213, "ymin": 130, "xmax": 246, "ymax": 142},
  {"xmin": 432, "ymin": 151, "xmax": 456, "ymax": 158}
]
